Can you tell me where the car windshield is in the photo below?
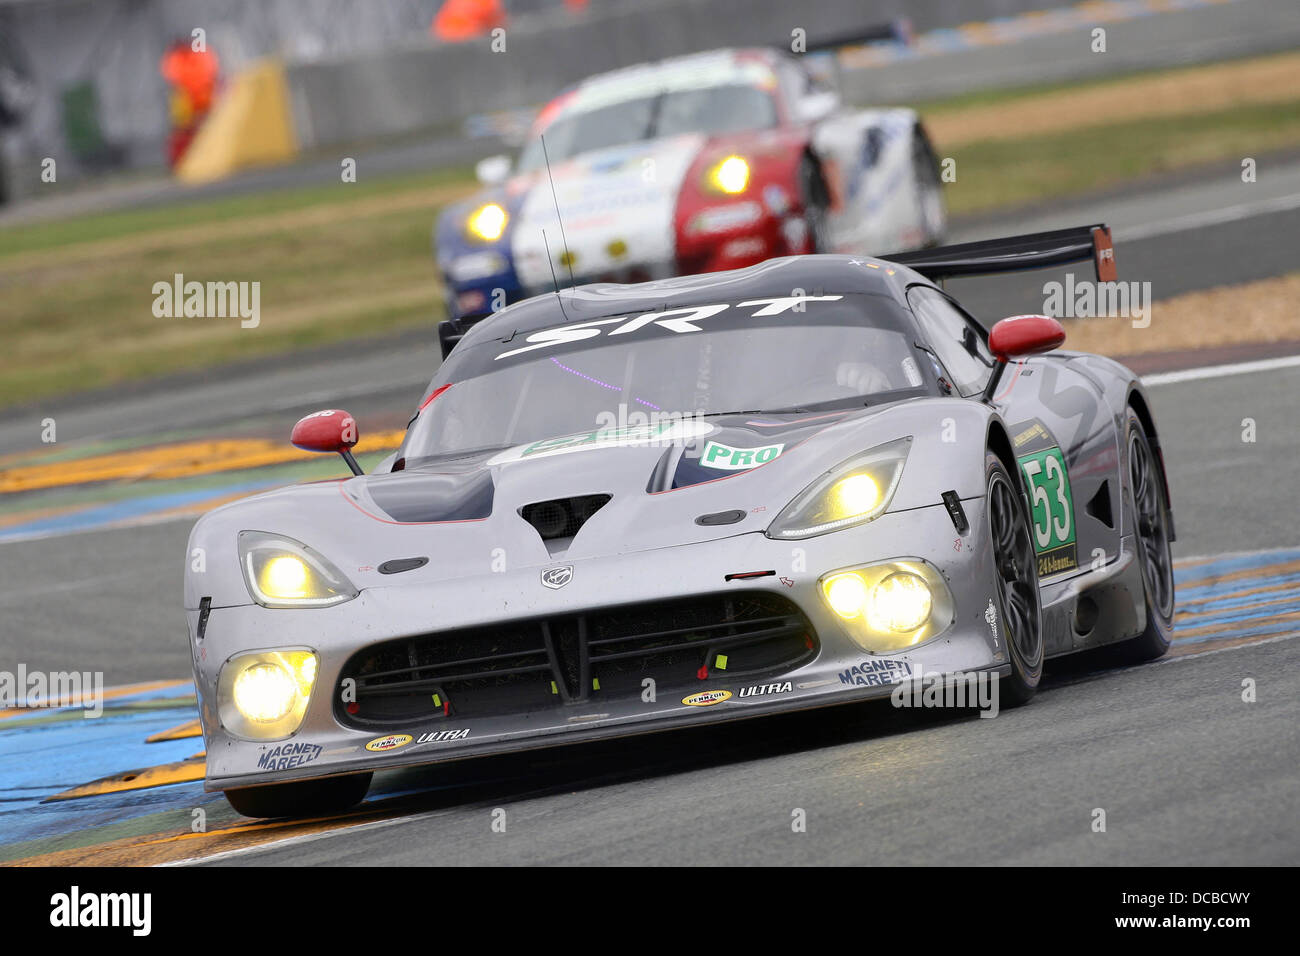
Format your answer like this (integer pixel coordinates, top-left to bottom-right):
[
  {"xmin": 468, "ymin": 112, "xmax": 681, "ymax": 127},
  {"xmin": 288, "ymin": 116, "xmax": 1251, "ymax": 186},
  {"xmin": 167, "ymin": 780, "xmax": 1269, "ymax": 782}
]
[
  {"xmin": 517, "ymin": 84, "xmax": 777, "ymax": 170},
  {"xmin": 402, "ymin": 295, "xmax": 933, "ymax": 464}
]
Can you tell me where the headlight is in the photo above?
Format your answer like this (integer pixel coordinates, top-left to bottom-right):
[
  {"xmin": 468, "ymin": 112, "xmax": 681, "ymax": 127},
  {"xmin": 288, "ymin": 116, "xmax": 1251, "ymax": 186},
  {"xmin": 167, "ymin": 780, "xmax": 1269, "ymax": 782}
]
[
  {"xmin": 824, "ymin": 572, "xmax": 869, "ymax": 619},
  {"xmin": 708, "ymin": 155, "xmax": 750, "ymax": 194},
  {"xmin": 218, "ymin": 648, "xmax": 318, "ymax": 740},
  {"xmin": 239, "ymin": 531, "xmax": 358, "ymax": 608},
  {"xmin": 467, "ymin": 202, "xmax": 508, "ymax": 241},
  {"xmin": 820, "ymin": 560, "xmax": 953, "ymax": 653},
  {"xmin": 766, "ymin": 438, "xmax": 911, "ymax": 539},
  {"xmin": 866, "ymin": 572, "xmax": 933, "ymax": 633}
]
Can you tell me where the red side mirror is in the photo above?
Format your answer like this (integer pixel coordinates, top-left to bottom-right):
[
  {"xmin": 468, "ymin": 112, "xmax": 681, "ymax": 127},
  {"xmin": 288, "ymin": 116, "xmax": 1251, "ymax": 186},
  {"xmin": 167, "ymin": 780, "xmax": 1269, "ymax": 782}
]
[
  {"xmin": 981, "ymin": 315, "xmax": 1066, "ymax": 404},
  {"xmin": 291, "ymin": 409, "xmax": 362, "ymax": 475},
  {"xmin": 988, "ymin": 314, "xmax": 1066, "ymax": 362}
]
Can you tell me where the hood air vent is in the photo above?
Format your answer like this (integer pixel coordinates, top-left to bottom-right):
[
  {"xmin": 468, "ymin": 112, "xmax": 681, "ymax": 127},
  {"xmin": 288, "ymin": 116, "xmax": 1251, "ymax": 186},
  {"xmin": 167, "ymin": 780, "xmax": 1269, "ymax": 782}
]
[{"xmin": 520, "ymin": 494, "xmax": 612, "ymax": 541}]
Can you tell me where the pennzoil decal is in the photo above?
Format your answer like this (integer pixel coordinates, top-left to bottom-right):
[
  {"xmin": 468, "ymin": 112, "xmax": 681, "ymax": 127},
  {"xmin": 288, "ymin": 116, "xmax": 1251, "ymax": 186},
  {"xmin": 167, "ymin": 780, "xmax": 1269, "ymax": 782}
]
[
  {"xmin": 682, "ymin": 690, "xmax": 732, "ymax": 706},
  {"xmin": 1017, "ymin": 445, "xmax": 1078, "ymax": 577},
  {"xmin": 365, "ymin": 733, "xmax": 413, "ymax": 752}
]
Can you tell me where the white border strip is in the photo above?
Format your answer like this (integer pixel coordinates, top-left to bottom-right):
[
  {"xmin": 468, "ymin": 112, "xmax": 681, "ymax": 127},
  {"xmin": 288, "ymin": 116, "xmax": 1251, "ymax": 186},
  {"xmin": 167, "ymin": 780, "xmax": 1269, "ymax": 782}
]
[
  {"xmin": 1143, "ymin": 353, "xmax": 1300, "ymax": 387},
  {"xmin": 1121, "ymin": 191, "xmax": 1300, "ymax": 242}
]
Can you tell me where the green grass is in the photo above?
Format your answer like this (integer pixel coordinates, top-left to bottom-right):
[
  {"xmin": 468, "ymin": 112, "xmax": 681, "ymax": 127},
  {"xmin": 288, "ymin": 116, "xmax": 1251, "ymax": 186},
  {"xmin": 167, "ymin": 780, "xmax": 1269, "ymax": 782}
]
[
  {"xmin": 941, "ymin": 98, "xmax": 1300, "ymax": 215},
  {"xmin": 0, "ymin": 164, "xmax": 474, "ymax": 258},
  {"xmin": 3, "ymin": 61, "xmax": 1299, "ymax": 410}
]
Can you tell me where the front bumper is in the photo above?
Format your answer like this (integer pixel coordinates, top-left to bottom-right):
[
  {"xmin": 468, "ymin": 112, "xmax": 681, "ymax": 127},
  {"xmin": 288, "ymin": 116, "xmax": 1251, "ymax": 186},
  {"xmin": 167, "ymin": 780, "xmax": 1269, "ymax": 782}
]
[{"xmin": 191, "ymin": 500, "xmax": 1006, "ymax": 791}]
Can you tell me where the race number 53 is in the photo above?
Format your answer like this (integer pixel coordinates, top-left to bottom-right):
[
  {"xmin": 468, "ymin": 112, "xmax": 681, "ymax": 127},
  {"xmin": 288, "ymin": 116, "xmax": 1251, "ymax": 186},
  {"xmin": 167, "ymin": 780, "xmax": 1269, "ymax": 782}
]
[{"xmin": 1017, "ymin": 446, "xmax": 1076, "ymax": 553}]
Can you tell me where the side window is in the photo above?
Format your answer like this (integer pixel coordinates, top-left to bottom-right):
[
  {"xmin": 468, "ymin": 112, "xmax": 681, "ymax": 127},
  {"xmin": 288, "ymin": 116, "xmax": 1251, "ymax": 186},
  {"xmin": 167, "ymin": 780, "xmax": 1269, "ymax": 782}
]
[{"xmin": 906, "ymin": 286, "xmax": 994, "ymax": 396}]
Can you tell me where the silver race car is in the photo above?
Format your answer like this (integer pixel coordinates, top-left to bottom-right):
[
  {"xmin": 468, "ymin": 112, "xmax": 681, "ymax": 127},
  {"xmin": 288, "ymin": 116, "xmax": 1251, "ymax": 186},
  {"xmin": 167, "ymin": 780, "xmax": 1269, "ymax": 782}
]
[{"xmin": 184, "ymin": 224, "xmax": 1175, "ymax": 818}]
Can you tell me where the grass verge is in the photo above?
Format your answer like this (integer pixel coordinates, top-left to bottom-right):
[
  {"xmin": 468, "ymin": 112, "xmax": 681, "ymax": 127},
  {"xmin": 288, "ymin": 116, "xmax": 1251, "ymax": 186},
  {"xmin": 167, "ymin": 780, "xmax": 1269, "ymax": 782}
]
[
  {"xmin": 1060, "ymin": 272, "xmax": 1300, "ymax": 358},
  {"xmin": 3, "ymin": 55, "xmax": 1299, "ymax": 408}
]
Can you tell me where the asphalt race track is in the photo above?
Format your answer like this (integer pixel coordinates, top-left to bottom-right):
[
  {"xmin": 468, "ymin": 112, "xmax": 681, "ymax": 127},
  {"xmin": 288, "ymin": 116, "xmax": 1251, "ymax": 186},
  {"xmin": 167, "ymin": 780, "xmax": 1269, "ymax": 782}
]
[{"xmin": 1, "ymin": 167, "xmax": 1298, "ymax": 866}]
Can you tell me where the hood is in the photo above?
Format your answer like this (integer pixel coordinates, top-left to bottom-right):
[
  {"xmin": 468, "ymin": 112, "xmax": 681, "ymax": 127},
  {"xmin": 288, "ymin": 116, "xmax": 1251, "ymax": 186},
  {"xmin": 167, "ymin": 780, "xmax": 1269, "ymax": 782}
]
[
  {"xmin": 187, "ymin": 398, "xmax": 999, "ymax": 608},
  {"xmin": 510, "ymin": 135, "xmax": 705, "ymax": 288}
]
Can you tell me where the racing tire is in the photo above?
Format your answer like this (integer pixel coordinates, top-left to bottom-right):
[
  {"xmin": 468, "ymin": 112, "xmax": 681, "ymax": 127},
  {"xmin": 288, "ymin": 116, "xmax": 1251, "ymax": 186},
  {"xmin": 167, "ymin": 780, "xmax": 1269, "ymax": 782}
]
[
  {"xmin": 798, "ymin": 156, "xmax": 831, "ymax": 254},
  {"xmin": 1109, "ymin": 409, "xmax": 1175, "ymax": 663},
  {"xmin": 912, "ymin": 126, "xmax": 947, "ymax": 247},
  {"xmin": 224, "ymin": 771, "xmax": 372, "ymax": 820},
  {"xmin": 987, "ymin": 451, "xmax": 1044, "ymax": 706}
]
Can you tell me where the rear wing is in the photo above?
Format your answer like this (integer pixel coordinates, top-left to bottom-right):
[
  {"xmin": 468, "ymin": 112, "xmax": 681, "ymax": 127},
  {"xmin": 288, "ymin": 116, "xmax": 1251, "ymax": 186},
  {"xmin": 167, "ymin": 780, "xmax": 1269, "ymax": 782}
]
[
  {"xmin": 886, "ymin": 224, "xmax": 1117, "ymax": 282},
  {"xmin": 803, "ymin": 19, "xmax": 913, "ymax": 52}
]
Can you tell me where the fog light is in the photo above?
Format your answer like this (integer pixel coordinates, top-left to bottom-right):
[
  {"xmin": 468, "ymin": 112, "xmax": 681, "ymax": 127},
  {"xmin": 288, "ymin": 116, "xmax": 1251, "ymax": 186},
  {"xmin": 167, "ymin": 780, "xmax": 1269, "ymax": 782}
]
[
  {"xmin": 867, "ymin": 572, "xmax": 932, "ymax": 633},
  {"xmin": 233, "ymin": 662, "xmax": 297, "ymax": 723},
  {"xmin": 219, "ymin": 649, "xmax": 318, "ymax": 741},
  {"xmin": 824, "ymin": 572, "xmax": 868, "ymax": 620}
]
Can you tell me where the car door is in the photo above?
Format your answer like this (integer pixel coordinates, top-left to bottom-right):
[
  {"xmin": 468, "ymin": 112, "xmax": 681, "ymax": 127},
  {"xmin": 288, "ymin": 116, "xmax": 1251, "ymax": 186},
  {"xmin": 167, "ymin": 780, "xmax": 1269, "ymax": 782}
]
[{"xmin": 907, "ymin": 285, "xmax": 1120, "ymax": 592}]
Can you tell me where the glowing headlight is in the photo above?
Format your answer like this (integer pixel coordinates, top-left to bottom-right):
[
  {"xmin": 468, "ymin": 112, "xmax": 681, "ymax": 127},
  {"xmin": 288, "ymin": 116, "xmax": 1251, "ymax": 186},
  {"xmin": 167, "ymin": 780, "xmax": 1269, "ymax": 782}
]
[
  {"xmin": 709, "ymin": 155, "xmax": 750, "ymax": 194},
  {"xmin": 766, "ymin": 438, "xmax": 911, "ymax": 539},
  {"xmin": 233, "ymin": 662, "xmax": 297, "ymax": 722},
  {"xmin": 218, "ymin": 648, "xmax": 318, "ymax": 740},
  {"xmin": 239, "ymin": 531, "xmax": 359, "ymax": 608},
  {"xmin": 467, "ymin": 202, "xmax": 508, "ymax": 241},
  {"xmin": 819, "ymin": 560, "xmax": 952, "ymax": 653},
  {"xmin": 262, "ymin": 555, "xmax": 309, "ymax": 599},
  {"xmin": 866, "ymin": 572, "xmax": 932, "ymax": 633},
  {"xmin": 824, "ymin": 572, "xmax": 868, "ymax": 620},
  {"xmin": 830, "ymin": 474, "xmax": 881, "ymax": 518}
]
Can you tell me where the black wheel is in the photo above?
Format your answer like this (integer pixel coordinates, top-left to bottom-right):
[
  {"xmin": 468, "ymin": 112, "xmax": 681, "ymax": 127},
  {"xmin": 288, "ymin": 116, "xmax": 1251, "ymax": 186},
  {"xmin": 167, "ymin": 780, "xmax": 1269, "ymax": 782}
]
[
  {"xmin": 224, "ymin": 771, "xmax": 372, "ymax": 819},
  {"xmin": 1111, "ymin": 409, "xmax": 1175, "ymax": 662},
  {"xmin": 987, "ymin": 451, "xmax": 1043, "ymax": 705},
  {"xmin": 798, "ymin": 156, "xmax": 831, "ymax": 254},
  {"xmin": 911, "ymin": 127, "xmax": 946, "ymax": 246}
]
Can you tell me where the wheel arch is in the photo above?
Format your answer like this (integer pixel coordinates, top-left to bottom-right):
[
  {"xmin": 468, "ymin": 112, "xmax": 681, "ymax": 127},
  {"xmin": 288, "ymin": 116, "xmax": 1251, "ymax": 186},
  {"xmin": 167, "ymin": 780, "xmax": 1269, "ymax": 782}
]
[
  {"xmin": 799, "ymin": 146, "xmax": 831, "ymax": 206},
  {"xmin": 1126, "ymin": 384, "xmax": 1174, "ymax": 528},
  {"xmin": 986, "ymin": 417, "xmax": 1019, "ymax": 490}
]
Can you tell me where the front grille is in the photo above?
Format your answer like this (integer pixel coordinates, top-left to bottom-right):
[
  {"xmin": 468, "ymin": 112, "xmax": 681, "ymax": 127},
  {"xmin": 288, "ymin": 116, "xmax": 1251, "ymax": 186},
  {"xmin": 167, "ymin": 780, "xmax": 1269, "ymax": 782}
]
[{"xmin": 337, "ymin": 592, "xmax": 817, "ymax": 726}]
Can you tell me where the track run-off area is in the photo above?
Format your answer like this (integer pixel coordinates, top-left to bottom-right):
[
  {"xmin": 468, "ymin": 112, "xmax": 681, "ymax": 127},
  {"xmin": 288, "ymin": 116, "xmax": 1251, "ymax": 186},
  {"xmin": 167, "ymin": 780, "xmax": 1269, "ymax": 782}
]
[{"xmin": 2, "ymin": 350, "xmax": 1298, "ymax": 866}]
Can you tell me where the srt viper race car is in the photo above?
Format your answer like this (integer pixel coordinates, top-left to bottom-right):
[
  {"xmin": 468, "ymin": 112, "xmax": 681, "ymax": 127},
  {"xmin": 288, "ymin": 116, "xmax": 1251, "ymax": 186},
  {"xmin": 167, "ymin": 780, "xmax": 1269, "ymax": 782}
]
[
  {"xmin": 185, "ymin": 224, "xmax": 1176, "ymax": 818},
  {"xmin": 434, "ymin": 47, "xmax": 945, "ymax": 345}
]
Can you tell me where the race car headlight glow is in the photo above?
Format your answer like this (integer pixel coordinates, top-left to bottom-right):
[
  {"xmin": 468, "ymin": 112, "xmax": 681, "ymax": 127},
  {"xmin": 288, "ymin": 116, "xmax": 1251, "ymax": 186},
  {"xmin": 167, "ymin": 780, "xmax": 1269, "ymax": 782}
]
[
  {"xmin": 218, "ymin": 648, "xmax": 318, "ymax": 741},
  {"xmin": 866, "ymin": 572, "xmax": 932, "ymax": 633},
  {"xmin": 766, "ymin": 438, "xmax": 911, "ymax": 539},
  {"xmin": 239, "ymin": 531, "xmax": 359, "ymax": 608},
  {"xmin": 820, "ymin": 560, "xmax": 952, "ymax": 653},
  {"xmin": 708, "ymin": 155, "xmax": 750, "ymax": 194},
  {"xmin": 467, "ymin": 202, "xmax": 508, "ymax": 241},
  {"xmin": 824, "ymin": 572, "xmax": 869, "ymax": 619}
]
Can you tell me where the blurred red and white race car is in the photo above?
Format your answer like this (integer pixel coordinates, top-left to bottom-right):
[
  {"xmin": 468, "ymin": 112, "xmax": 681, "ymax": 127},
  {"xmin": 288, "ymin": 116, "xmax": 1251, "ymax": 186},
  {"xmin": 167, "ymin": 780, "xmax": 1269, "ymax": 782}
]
[{"xmin": 435, "ymin": 47, "xmax": 946, "ymax": 346}]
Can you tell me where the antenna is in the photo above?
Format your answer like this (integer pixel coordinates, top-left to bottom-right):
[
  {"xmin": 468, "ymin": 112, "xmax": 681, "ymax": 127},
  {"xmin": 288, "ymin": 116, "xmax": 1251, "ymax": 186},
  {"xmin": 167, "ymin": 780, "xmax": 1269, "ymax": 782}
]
[
  {"xmin": 541, "ymin": 228, "xmax": 570, "ymax": 321},
  {"xmin": 540, "ymin": 134, "xmax": 576, "ymax": 289}
]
